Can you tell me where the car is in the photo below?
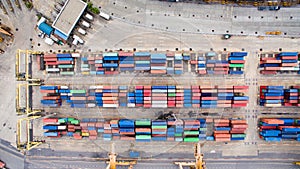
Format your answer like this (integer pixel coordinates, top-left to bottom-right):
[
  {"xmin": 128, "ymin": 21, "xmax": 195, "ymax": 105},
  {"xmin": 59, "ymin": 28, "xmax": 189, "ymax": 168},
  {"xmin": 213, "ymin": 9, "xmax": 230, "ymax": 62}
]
[
  {"xmin": 258, "ymin": 6, "xmax": 280, "ymax": 11},
  {"xmin": 222, "ymin": 34, "xmax": 231, "ymax": 40}
]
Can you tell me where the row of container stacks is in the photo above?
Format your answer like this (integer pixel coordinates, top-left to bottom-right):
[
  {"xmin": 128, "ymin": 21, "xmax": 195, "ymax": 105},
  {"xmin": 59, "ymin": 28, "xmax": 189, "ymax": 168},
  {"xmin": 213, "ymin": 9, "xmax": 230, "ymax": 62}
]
[
  {"xmin": 259, "ymin": 118, "xmax": 300, "ymax": 142},
  {"xmin": 43, "ymin": 117, "xmax": 248, "ymax": 142},
  {"xmin": 194, "ymin": 52, "xmax": 247, "ymax": 75},
  {"xmin": 39, "ymin": 85, "xmax": 249, "ymax": 108},
  {"xmin": 80, "ymin": 51, "xmax": 247, "ymax": 75},
  {"xmin": 259, "ymin": 52, "xmax": 300, "ymax": 75},
  {"xmin": 259, "ymin": 85, "xmax": 300, "ymax": 107},
  {"xmin": 37, "ymin": 53, "xmax": 80, "ymax": 75}
]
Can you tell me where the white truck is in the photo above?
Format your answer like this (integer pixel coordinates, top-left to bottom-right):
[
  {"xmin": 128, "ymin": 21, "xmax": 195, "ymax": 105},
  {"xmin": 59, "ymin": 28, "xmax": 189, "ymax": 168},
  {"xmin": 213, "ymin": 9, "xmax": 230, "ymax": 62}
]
[
  {"xmin": 81, "ymin": 20, "xmax": 90, "ymax": 28},
  {"xmin": 73, "ymin": 35, "xmax": 84, "ymax": 44},
  {"xmin": 85, "ymin": 13, "xmax": 93, "ymax": 21},
  {"xmin": 78, "ymin": 28, "xmax": 86, "ymax": 35},
  {"xmin": 99, "ymin": 11, "xmax": 110, "ymax": 20}
]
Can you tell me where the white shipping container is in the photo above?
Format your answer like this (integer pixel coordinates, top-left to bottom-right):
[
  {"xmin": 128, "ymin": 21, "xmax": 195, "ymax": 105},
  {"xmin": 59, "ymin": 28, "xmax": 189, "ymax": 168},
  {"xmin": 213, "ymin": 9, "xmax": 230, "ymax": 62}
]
[
  {"xmin": 104, "ymin": 126, "xmax": 111, "ymax": 130},
  {"xmin": 60, "ymin": 93, "xmax": 68, "ymax": 96},
  {"xmin": 264, "ymin": 103, "xmax": 282, "ymax": 107},
  {"xmin": 152, "ymin": 101, "xmax": 168, "ymax": 104},
  {"xmin": 82, "ymin": 21, "xmax": 90, "ymax": 28},
  {"xmin": 127, "ymin": 103, "xmax": 136, "ymax": 107},
  {"xmin": 85, "ymin": 13, "xmax": 94, "ymax": 20},
  {"xmin": 67, "ymin": 93, "xmax": 72, "ymax": 96},
  {"xmin": 103, "ymin": 104, "xmax": 118, "ymax": 108},
  {"xmin": 201, "ymin": 89, "xmax": 218, "ymax": 93},
  {"xmin": 71, "ymin": 53, "xmax": 81, "ymax": 57},
  {"xmin": 151, "ymin": 104, "xmax": 168, "ymax": 108},
  {"xmin": 58, "ymin": 126, "xmax": 67, "ymax": 130},
  {"xmin": 198, "ymin": 61, "xmax": 205, "ymax": 64},
  {"xmin": 60, "ymin": 86, "xmax": 69, "ymax": 89},
  {"xmin": 99, "ymin": 11, "xmax": 110, "ymax": 20},
  {"xmin": 280, "ymin": 67, "xmax": 299, "ymax": 71},
  {"xmin": 198, "ymin": 68, "xmax": 206, "ymax": 70},
  {"xmin": 81, "ymin": 68, "xmax": 90, "ymax": 71},
  {"xmin": 166, "ymin": 58, "xmax": 174, "ymax": 60},
  {"xmin": 87, "ymin": 103, "xmax": 96, "ymax": 107},
  {"xmin": 78, "ymin": 28, "xmax": 86, "ymax": 35},
  {"xmin": 168, "ymin": 89, "xmax": 176, "ymax": 93},
  {"xmin": 175, "ymin": 53, "xmax": 182, "ymax": 57},
  {"xmin": 46, "ymin": 68, "xmax": 59, "ymax": 72},
  {"xmin": 152, "ymin": 89, "xmax": 168, "ymax": 93},
  {"xmin": 144, "ymin": 97, "xmax": 151, "ymax": 101}
]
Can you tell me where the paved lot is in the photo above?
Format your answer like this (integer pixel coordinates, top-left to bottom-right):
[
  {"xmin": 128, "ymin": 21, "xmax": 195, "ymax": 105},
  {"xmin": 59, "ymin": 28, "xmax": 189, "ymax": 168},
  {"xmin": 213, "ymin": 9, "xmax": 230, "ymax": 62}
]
[{"xmin": 0, "ymin": 0, "xmax": 300, "ymax": 168}]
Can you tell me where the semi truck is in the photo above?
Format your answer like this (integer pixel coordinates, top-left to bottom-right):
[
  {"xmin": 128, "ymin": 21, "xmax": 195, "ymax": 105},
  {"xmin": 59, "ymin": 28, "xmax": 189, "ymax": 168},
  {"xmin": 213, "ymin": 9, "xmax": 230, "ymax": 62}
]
[
  {"xmin": 78, "ymin": 28, "xmax": 86, "ymax": 35},
  {"xmin": 85, "ymin": 13, "xmax": 93, "ymax": 21},
  {"xmin": 81, "ymin": 21, "xmax": 90, "ymax": 28},
  {"xmin": 99, "ymin": 11, "xmax": 110, "ymax": 20}
]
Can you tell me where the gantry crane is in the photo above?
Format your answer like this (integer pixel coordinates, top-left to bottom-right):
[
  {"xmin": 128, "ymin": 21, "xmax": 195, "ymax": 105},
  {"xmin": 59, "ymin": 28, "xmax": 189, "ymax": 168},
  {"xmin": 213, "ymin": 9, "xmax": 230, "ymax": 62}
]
[
  {"xmin": 106, "ymin": 143, "xmax": 137, "ymax": 169},
  {"xmin": 174, "ymin": 142, "xmax": 206, "ymax": 169},
  {"xmin": 17, "ymin": 115, "xmax": 43, "ymax": 152},
  {"xmin": 16, "ymin": 49, "xmax": 43, "ymax": 81},
  {"xmin": 16, "ymin": 83, "xmax": 43, "ymax": 116}
]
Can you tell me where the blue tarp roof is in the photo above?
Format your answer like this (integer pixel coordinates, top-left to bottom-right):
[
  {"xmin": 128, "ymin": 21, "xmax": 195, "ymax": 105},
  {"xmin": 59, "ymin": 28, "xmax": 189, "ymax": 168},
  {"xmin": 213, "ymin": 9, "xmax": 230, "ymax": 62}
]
[
  {"xmin": 38, "ymin": 22, "xmax": 53, "ymax": 36},
  {"xmin": 54, "ymin": 29, "xmax": 68, "ymax": 40}
]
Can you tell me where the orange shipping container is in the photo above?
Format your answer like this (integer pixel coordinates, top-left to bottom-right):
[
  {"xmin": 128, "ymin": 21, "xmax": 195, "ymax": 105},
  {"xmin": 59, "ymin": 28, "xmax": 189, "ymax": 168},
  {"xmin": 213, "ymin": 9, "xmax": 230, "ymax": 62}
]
[{"xmin": 70, "ymin": 97, "xmax": 86, "ymax": 100}]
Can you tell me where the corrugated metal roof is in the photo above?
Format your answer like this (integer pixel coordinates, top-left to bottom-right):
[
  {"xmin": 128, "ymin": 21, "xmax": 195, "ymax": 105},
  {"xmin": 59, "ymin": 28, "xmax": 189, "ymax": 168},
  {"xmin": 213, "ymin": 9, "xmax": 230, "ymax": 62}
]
[{"xmin": 38, "ymin": 22, "xmax": 54, "ymax": 36}]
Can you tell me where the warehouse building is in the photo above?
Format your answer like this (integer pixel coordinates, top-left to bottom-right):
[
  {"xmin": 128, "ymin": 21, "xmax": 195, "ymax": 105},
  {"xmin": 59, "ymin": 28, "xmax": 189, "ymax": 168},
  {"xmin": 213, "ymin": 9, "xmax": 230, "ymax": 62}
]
[{"xmin": 52, "ymin": 0, "xmax": 87, "ymax": 40}]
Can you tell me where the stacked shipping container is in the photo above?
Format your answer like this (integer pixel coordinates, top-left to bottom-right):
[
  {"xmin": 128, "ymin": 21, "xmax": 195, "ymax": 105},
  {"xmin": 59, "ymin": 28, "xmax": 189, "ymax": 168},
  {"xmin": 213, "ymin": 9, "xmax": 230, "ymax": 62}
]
[
  {"xmin": 40, "ymin": 85, "xmax": 249, "ymax": 108},
  {"xmin": 259, "ymin": 52, "xmax": 299, "ymax": 75},
  {"xmin": 43, "ymin": 53, "xmax": 78, "ymax": 75},
  {"xmin": 40, "ymin": 51, "xmax": 248, "ymax": 75},
  {"xmin": 259, "ymin": 85, "xmax": 300, "ymax": 107},
  {"xmin": 43, "ymin": 117, "xmax": 248, "ymax": 142},
  {"xmin": 259, "ymin": 118, "xmax": 300, "ymax": 142}
]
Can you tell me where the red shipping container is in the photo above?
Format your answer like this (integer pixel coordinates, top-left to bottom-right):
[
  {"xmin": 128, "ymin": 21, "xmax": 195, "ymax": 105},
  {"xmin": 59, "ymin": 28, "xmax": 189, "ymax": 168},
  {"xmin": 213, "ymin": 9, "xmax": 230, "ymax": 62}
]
[
  {"xmin": 192, "ymin": 104, "xmax": 200, "ymax": 108},
  {"xmin": 43, "ymin": 118, "xmax": 58, "ymax": 123},
  {"xmin": 40, "ymin": 90, "xmax": 56, "ymax": 93},
  {"xmin": 144, "ymin": 104, "xmax": 151, "ymax": 108}
]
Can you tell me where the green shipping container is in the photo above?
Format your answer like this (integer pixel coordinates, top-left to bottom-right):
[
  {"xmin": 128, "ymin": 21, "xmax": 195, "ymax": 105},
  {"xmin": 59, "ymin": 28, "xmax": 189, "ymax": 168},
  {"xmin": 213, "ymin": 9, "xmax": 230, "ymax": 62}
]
[
  {"xmin": 60, "ymin": 71, "xmax": 74, "ymax": 75},
  {"xmin": 231, "ymin": 134, "xmax": 246, "ymax": 138},
  {"xmin": 58, "ymin": 118, "xmax": 67, "ymax": 123},
  {"xmin": 70, "ymin": 90, "xmax": 86, "ymax": 94},
  {"xmin": 135, "ymin": 120, "xmax": 151, "ymax": 126},
  {"xmin": 229, "ymin": 64, "xmax": 244, "ymax": 68},
  {"xmin": 184, "ymin": 131, "xmax": 199, "ymax": 135},
  {"xmin": 71, "ymin": 120, "xmax": 80, "ymax": 125},
  {"xmin": 58, "ymin": 64, "xmax": 74, "ymax": 68},
  {"xmin": 175, "ymin": 133, "xmax": 183, "ymax": 137},
  {"xmin": 67, "ymin": 118, "xmax": 75, "ymax": 122},
  {"xmin": 168, "ymin": 93, "xmax": 176, "ymax": 97},
  {"xmin": 183, "ymin": 137, "xmax": 199, "ymax": 142},
  {"xmin": 199, "ymin": 128, "xmax": 207, "ymax": 131},
  {"xmin": 151, "ymin": 125, "xmax": 167, "ymax": 129},
  {"xmin": 81, "ymin": 64, "xmax": 89, "ymax": 68},
  {"xmin": 135, "ymin": 135, "xmax": 151, "ymax": 140}
]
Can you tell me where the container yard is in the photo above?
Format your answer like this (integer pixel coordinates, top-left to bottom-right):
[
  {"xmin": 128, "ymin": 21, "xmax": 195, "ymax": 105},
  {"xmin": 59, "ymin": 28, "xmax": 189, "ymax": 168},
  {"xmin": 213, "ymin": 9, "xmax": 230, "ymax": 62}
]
[{"xmin": 2, "ymin": 0, "xmax": 300, "ymax": 168}]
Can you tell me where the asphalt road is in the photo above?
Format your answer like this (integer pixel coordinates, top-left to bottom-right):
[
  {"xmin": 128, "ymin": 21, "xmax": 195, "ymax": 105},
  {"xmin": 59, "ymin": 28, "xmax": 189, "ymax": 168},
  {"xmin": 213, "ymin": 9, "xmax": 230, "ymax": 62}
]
[{"xmin": 0, "ymin": 139, "xmax": 24, "ymax": 169}]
